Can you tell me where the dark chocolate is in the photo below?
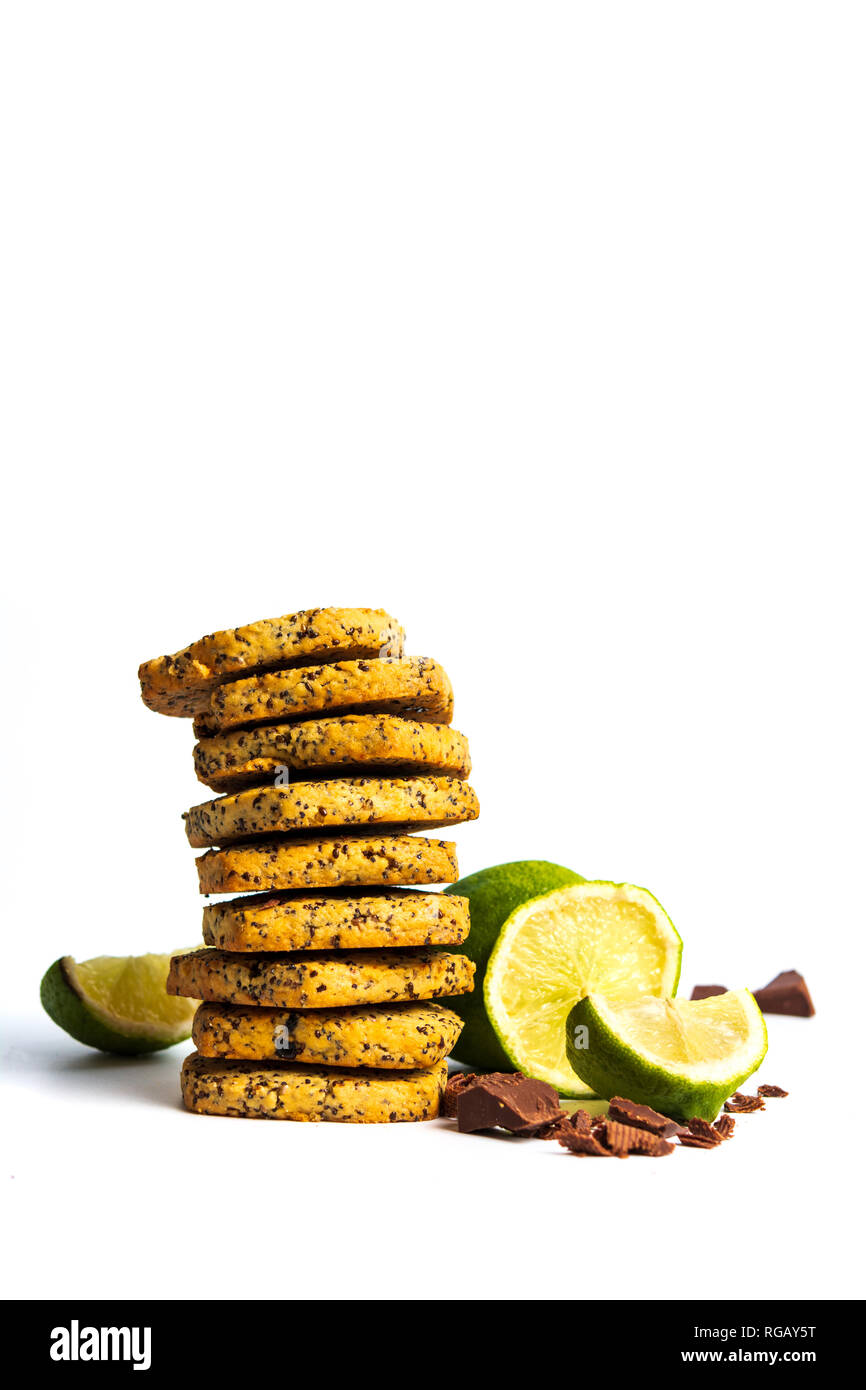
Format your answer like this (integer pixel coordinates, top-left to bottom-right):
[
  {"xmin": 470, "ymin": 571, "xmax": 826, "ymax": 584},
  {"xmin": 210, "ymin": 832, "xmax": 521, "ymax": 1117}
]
[
  {"xmin": 454, "ymin": 1072, "xmax": 561, "ymax": 1134},
  {"xmin": 752, "ymin": 971, "xmax": 815, "ymax": 1017}
]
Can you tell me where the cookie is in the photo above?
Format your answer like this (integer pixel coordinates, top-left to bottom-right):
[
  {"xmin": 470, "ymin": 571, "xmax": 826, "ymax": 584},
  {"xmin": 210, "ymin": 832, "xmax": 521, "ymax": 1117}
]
[
  {"xmin": 139, "ymin": 607, "xmax": 404, "ymax": 717},
  {"xmin": 193, "ymin": 713, "xmax": 472, "ymax": 792},
  {"xmin": 192, "ymin": 1000, "xmax": 463, "ymax": 1068},
  {"xmin": 192, "ymin": 656, "xmax": 453, "ymax": 736},
  {"xmin": 184, "ymin": 775, "xmax": 480, "ymax": 848},
  {"xmin": 196, "ymin": 834, "xmax": 459, "ymax": 895},
  {"xmin": 181, "ymin": 1052, "xmax": 447, "ymax": 1123},
  {"xmin": 203, "ymin": 888, "xmax": 470, "ymax": 951},
  {"xmin": 167, "ymin": 947, "xmax": 475, "ymax": 1008}
]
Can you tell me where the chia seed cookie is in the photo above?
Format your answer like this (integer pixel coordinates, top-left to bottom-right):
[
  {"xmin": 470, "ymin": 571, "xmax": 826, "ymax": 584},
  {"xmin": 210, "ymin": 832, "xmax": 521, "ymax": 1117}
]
[
  {"xmin": 192, "ymin": 1000, "xmax": 463, "ymax": 1068},
  {"xmin": 139, "ymin": 607, "xmax": 404, "ymax": 717},
  {"xmin": 195, "ymin": 834, "xmax": 459, "ymax": 895},
  {"xmin": 192, "ymin": 656, "xmax": 453, "ymax": 736},
  {"xmin": 184, "ymin": 775, "xmax": 480, "ymax": 848},
  {"xmin": 167, "ymin": 947, "xmax": 475, "ymax": 1008},
  {"xmin": 203, "ymin": 888, "xmax": 470, "ymax": 951},
  {"xmin": 181, "ymin": 1053, "xmax": 447, "ymax": 1123},
  {"xmin": 194, "ymin": 713, "xmax": 472, "ymax": 793}
]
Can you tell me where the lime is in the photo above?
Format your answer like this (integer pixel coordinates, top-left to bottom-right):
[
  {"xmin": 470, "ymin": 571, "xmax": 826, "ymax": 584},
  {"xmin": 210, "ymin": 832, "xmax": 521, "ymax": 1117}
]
[
  {"xmin": 566, "ymin": 989, "xmax": 768, "ymax": 1121},
  {"xmin": 444, "ymin": 861, "xmax": 585, "ymax": 1069},
  {"xmin": 40, "ymin": 950, "xmax": 199, "ymax": 1054},
  {"xmin": 484, "ymin": 880, "xmax": 682, "ymax": 1095}
]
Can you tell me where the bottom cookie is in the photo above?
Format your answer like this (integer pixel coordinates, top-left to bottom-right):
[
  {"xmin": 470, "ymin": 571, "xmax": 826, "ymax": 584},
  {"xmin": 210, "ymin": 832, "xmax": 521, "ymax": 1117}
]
[{"xmin": 181, "ymin": 1052, "xmax": 447, "ymax": 1123}]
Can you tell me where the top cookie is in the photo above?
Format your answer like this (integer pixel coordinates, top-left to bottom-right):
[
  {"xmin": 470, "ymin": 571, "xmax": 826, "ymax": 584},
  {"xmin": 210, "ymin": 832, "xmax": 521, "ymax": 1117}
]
[{"xmin": 139, "ymin": 607, "xmax": 404, "ymax": 717}]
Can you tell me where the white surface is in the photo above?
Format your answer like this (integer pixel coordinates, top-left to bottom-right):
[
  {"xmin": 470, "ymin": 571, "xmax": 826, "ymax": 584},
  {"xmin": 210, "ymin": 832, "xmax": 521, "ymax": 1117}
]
[
  {"xmin": 2, "ymin": 1014, "xmax": 847, "ymax": 1300},
  {"xmin": 1, "ymin": 3, "xmax": 864, "ymax": 1300}
]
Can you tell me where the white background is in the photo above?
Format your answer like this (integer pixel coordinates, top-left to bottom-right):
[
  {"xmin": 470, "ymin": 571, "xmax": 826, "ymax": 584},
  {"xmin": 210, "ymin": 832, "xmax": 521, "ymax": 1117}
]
[{"xmin": 1, "ymin": 2, "xmax": 863, "ymax": 1302}]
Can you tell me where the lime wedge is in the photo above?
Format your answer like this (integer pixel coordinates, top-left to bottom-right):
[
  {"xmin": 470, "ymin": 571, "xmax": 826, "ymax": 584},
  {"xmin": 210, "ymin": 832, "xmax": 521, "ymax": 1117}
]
[
  {"xmin": 484, "ymin": 880, "xmax": 682, "ymax": 1096},
  {"xmin": 40, "ymin": 951, "xmax": 199, "ymax": 1054},
  {"xmin": 566, "ymin": 989, "xmax": 768, "ymax": 1121}
]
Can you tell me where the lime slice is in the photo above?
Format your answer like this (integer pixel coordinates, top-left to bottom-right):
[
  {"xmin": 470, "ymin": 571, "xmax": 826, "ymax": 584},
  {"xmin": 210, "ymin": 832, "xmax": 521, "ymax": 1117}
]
[
  {"xmin": 566, "ymin": 989, "xmax": 768, "ymax": 1121},
  {"xmin": 484, "ymin": 881, "xmax": 682, "ymax": 1095},
  {"xmin": 40, "ymin": 951, "xmax": 199, "ymax": 1054},
  {"xmin": 444, "ymin": 860, "xmax": 585, "ymax": 1070}
]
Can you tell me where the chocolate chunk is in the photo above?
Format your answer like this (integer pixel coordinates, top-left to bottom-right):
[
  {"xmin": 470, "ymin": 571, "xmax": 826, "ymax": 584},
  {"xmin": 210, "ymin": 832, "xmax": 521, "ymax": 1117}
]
[
  {"xmin": 600, "ymin": 1120, "xmax": 674, "ymax": 1157},
  {"xmin": 724, "ymin": 1092, "xmax": 765, "ymax": 1113},
  {"xmin": 441, "ymin": 1071, "xmax": 479, "ymax": 1119},
  {"xmin": 752, "ymin": 971, "xmax": 815, "ymax": 1017},
  {"xmin": 690, "ymin": 984, "xmax": 728, "ymax": 1001},
  {"xmin": 713, "ymin": 1114, "xmax": 736, "ymax": 1139},
  {"xmin": 454, "ymin": 1072, "xmax": 561, "ymax": 1134},
  {"xmin": 607, "ymin": 1095, "xmax": 683, "ymax": 1137},
  {"xmin": 757, "ymin": 1083, "xmax": 789, "ymax": 1098},
  {"xmin": 686, "ymin": 1117, "xmax": 722, "ymax": 1146}
]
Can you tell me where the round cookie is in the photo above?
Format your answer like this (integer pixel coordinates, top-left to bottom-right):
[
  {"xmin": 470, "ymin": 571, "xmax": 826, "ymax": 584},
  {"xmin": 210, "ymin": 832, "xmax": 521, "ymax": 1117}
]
[
  {"xmin": 192, "ymin": 1000, "xmax": 463, "ymax": 1068},
  {"xmin": 194, "ymin": 713, "xmax": 472, "ymax": 793},
  {"xmin": 203, "ymin": 888, "xmax": 470, "ymax": 951},
  {"xmin": 195, "ymin": 834, "xmax": 459, "ymax": 895},
  {"xmin": 139, "ymin": 607, "xmax": 404, "ymax": 717},
  {"xmin": 167, "ymin": 947, "xmax": 476, "ymax": 1008},
  {"xmin": 184, "ymin": 775, "xmax": 480, "ymax": 848},
  {"xmin": 181, "ymin": 1053, "xmax": 447, "ymax": 1123},
  {"xmin": 193, "ymin": 656, "xmax": 453, "ymax": 736}
]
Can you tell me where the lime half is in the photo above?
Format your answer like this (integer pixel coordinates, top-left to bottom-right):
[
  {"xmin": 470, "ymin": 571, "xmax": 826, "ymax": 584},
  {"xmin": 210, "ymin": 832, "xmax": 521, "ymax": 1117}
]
[
  {"xmin": 41, "ymin": 951, "xmax": 198, "ymax": 1054},
  {"xmin": 484, "ymin": 880, "xmax": 682, "ymax": 1095},
  {"xmin": 444, "ymin": 860, "xmax": 585, "ymax": 1070},
  {"xmin": 566, "ymin": 989, "xmax": 768, "ymax": 1121}
]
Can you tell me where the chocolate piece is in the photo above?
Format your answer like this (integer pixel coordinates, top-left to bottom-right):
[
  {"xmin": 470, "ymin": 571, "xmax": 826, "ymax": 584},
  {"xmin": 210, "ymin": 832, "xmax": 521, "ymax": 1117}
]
[
  {"xmin": 686, "ymin": 1117, "xmax": 722, "ymax": 1146},
  {"xmin": 600, "ymin": 1120, "xmax": 674, "ymax": 1157},
  {"xmin": 557, "ymin": 1127, "xmax": 612, "ymax": 1156},
  {"xmin": 690, "ymin": 984, "xmax": 728, "ymax": 1001},
  {"xmin": 713, "ymin": 1114, "xmax": 736, "ymax": 1139},
  {"xmin": 608, "ymin": 1095, "xmax": 683, "ymax": 1137},
  {"xmin": 454, "ymin": 1072, "xmax": 561, "ymax": 1134},
  {"xmin": 724, "ymin": 1092, "xmax": 765, "ymax": 1113},
  {"xmin": 752, "ymin": 970, "xmax": 815, "ymax": 1017},
  {"xmin": 441, "ymin": 1072, "xmax": 479, "ymax": 1119},
  {"xmin": 533, "ymin": 1108, "xmax": 592, "ymax": 1141},
  {"xmin": 757, "ymin": 1083, "xmax": 789, "ymax": 1098},
  {"xmin": 678, "ymin": 1132, "xmax": 720, "ymax": 1149}
]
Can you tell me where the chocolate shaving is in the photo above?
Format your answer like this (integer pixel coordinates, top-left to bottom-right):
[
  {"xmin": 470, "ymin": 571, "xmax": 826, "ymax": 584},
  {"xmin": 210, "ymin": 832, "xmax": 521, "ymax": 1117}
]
[
  {"xmin": 752, "ymin": 970, "xmax": 814, "ymax": 1017},
  {"xmin": 757, "ymin": 1084, "xmax": 788, "ymax": 1098},
  {"xmin": 724, "ymin": 1092, "xmax": 765, "ymax": 1113},
  {"xmin": 713, "ymin": 1114, "xmax": 736, "ymax": 1139},
  {"xmin": 686, "ymin": 1117, "xmax": 722, "ymax": 1146},
  {"xmin": 533, "ymin": 1107, "xmax": 594, "ymax": 1141},
  {"xmin": 600, "ymin": 1120, "xmax": 674, "ymax": 1157},
  {"xmin": 678, "ymin": 1132, "xmax": 721, "ymax": 1149},
  {"xmin": 557, "ymin": 1127, "xmax": 613, "ymax": 1157},
  {"xmin": 690, "ymin": 984, "xmax": 727, "ymax": 1001},
  {"xmin": 608, "ymin": 1095, "xmax": 683, "ymax": 1137}
]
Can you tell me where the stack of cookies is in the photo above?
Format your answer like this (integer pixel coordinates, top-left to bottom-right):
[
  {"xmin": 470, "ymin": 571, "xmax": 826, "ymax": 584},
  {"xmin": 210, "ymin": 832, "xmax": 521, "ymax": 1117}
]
[{"xmin": 138, "ymin": 607, "xmax": 478, "ymax": 1123}]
